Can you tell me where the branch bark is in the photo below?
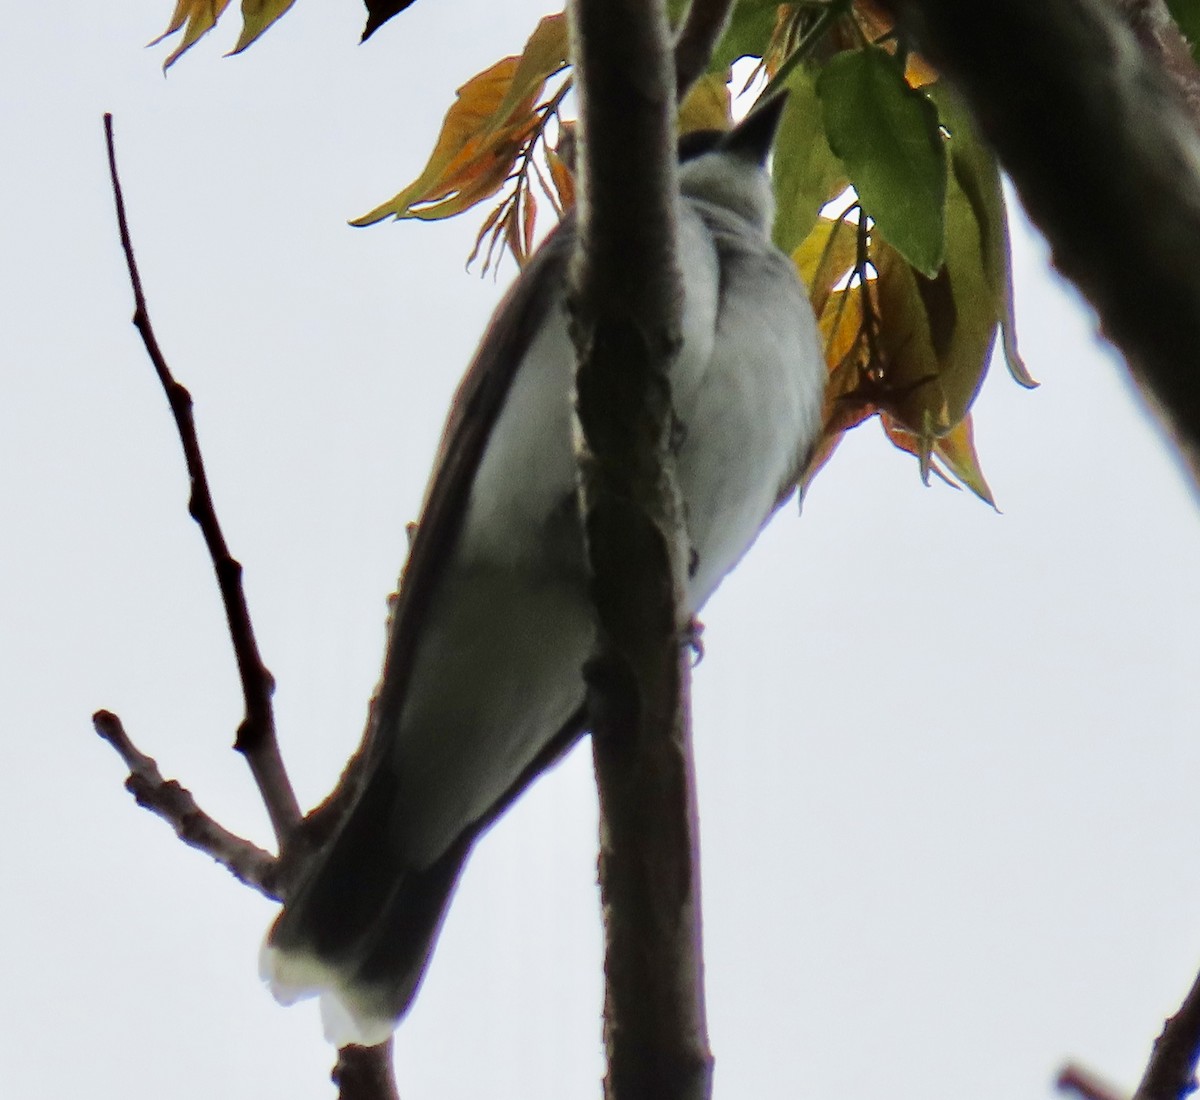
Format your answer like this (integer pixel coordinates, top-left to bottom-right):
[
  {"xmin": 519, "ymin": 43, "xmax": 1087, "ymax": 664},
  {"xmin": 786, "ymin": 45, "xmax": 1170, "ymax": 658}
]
[
  {"xmin": 881, "ymin": 0, "xmax": 1200, "ymax": 491},
  {"xmin": 1133, "ymin": 966, "xmax": 1200, "ymax": 1100},
  {"xmin": 674, "ymin": 0, "xmax": 737, "ymax": 98},
  {"xmin": 103, "ymin": 113, "xmax": 301, "ymax": 845},
  {"xmin": 102, "ymin": 115, "xmax": 400, "ymax": 1100},
  {"xmin": 567, "ymin": 2, "xmax": 712, "ymax": 1099},
  {"xmin": 92, "ymin": 709, "xmax": 281, "ymax": 897}
]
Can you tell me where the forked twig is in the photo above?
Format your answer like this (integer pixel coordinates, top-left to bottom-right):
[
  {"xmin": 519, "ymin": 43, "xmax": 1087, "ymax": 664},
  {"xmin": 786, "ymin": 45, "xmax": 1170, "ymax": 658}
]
[
  {"xmin": 98, "ymin": 114, "xmax": 398, "ymax": 1099},
  {"xmin": 101, "ymin": 112, "xmax": 300, "ymax": 845},
  {"xmin": 92, "ymin": 710, "xmax": 280, "ymax": 898}
]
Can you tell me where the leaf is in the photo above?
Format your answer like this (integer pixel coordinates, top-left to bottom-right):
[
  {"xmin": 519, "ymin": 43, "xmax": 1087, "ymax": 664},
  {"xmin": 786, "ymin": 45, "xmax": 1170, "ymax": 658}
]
[
  {"xmin": 362, "ymin": 0, "xmax": 420, "ymax": 41},
  {"xmin": 793, "ymin": 213, "xmax": 858, "ymax": 315},
  {"xmin": 232, "ymin": 0, "xmax": 295, "ymax": 54},
  {"xmin": 818, "ymin": 46, "xmax": 947, "ymax": 276},
  {"xmin": 772, "ymin": 64, "xmax": 847, "ymax": 254},
  {"xmin": 932, "ymin": 414, "xmax": 995, "ymax": 506},
  {"xmin": 483, "ymin": 14, "xmax": 569, "ymax": 143},
  {"xmin": 354, "ymin": 15, "xmax": 567, "ymax": 228},
  {"xmin": 930, "ymin": 85, "xmax": 1036, "ymax": 388},
  {"xmin": 678, "ymin": 72, "xmax": 734, "ymax": 134},
  {"xmin": 710, "ymin": 0, "xmax": 783, "ymax": 72},
  {"xmin": 153, "ymin": 0, "xmax": 234, "ymax": 68}
]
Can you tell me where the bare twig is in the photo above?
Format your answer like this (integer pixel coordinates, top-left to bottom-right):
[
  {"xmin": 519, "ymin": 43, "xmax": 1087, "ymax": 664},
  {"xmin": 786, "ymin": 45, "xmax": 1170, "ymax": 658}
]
[
  {"xmin": 92, "ymin": 710, "xmax": 280, "ymax": 898},
  {"xmin": 568, "ymin": 0, "xmax": 712, "ymax": 1097},
  {"xmin": 1059, "ymin": 1062, "xmax": 1131, "ymax": 1100},
  {"xmin": 1133, "ymin": 967, "xmax": 1200, "ymax": 1100},
  {"xmin": 102, "ymin": 113, "xmax": 301, "ymax": 844},
  {"xmin": 332, "ymin": 1041, "xmax": 401, "ymax": 1100},
  {"xmin": 673, "ymin": 0, "xmax": 737, "ymax": 97}
]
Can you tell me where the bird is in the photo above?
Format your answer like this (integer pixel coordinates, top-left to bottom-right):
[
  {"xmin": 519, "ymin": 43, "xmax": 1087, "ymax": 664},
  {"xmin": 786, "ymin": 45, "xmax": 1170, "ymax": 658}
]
[{"xmin": 261, "ymin": 93, "xmax": 827, "ymax": 1046}]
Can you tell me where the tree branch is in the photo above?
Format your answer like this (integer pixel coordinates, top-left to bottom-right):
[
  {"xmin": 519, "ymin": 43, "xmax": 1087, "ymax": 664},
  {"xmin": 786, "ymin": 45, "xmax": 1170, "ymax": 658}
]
[
  {"xmin": 673, "ymin": 0, "xmax": 737, "ymax": 98},
  {"xmin": 1059, "ymin": 1062, "xmax": 1131, "ymax": 1100},
  {"xmin": 1133, "ymin": 966, "xmax": 1200, "ymax": 1100},
  {"xmin": 92, "ymin": 710, "xmax": 280, "ymax": 898},
  {"xmin": 332, "ymin": 1041, "xmax": 401, "ymax": 1100},
  {"xmin": 102, "ymin": 115, "xmax": 401, "ymax": 1100},
  {"xmin": 1114, "ymin": 0, "xmax": 1200, "ymax": 131},
  {"xmin": 102, "ymin": 113, "xmax": 301, "ymax": 844},
  {"xmin": 567, "ymin": 2, "xmax": 712, "ymax": 1099},
  {"xmin": 880, "ymin": 0, "xmax": 1200, "ymax": 491}
]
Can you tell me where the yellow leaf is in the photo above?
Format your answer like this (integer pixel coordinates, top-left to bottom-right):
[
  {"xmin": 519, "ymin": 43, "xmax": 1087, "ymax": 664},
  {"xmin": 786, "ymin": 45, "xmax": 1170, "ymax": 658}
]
[
  {"xmin": 354, "ymin": 15, "xmax": 568, "ymax": 229},
  {"xmin": 352, "ymin": 57, "xmax": 530, "ymax": 225},
  {"xmin": 872, "ymin": 235, "xmax": 947, "ymax": 433},
  {"xmin": 232, "ymin": 0, "xmax": 296, "ymax": 54},
  {"xmin": 483, "ymin": 14, "xmax": 570, "ymax": 140},
  {"xmin": 153, "ymin": 0, "xmax": 234, "ymax": 68},
  {"xmin": 793, "ymin": 214, "xmax": 858, "ymax": 315},
  {"xmin": 678, "ymin": 72, "xmax": 733, "ymax": 134},
  {"xmin": 933, "ymin": 414, "xmax": 996, "ymax": 506}
]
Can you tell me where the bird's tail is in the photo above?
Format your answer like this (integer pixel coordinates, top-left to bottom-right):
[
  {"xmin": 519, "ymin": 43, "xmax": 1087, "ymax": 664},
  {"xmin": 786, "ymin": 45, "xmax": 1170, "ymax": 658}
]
[{"xmin": 260, "ymin": 769, "xmax": 470, "ymax": 1046}]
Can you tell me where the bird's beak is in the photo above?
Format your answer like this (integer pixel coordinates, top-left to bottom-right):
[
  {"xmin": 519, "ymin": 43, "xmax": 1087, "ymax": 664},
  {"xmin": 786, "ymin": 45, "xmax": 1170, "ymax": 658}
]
[{"xmin": 720, "ymin": 92, "xmax": 790, "ymax": 165}]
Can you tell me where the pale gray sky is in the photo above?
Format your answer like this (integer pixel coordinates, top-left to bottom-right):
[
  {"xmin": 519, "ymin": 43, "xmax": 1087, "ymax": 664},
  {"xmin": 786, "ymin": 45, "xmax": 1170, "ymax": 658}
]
[{"xmin": 3, "ymin": 3, "xmax": 1200, "ymax": 1098}]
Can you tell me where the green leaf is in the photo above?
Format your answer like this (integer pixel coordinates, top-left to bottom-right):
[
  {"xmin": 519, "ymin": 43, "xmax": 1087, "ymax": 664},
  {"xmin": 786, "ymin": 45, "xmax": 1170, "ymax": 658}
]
[
  {"xmin": 772, "ymin": 64, "xmax": 847, "ymax": 254},
  {"xmin": 817, "ymin": 46, "xmax": 947, "ymax": 276},
  {"xmin": 710, "ymin": 0, "xmax": 780, "ymax": 72},
  {"xmin": 929, "ymin": 85, "xmax": 1036, "ymax": 388}
]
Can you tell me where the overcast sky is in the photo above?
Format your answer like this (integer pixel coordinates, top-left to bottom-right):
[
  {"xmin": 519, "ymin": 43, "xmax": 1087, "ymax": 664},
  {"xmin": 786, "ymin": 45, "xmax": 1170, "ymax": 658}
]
[{"xmin": 4, "ymin": 3, "xmax": 1200, "ymax": 1098}]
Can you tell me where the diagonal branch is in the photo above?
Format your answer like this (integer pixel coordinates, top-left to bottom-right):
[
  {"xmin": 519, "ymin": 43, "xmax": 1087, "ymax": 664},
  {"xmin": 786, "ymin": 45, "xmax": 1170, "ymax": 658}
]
[
  {"xmin": 102, "ymin": 113, "xmax": 301, "ymax": 845},
  {"xmin": 673, "ymin": 0, "xmax": 737, "ymax": 97},
  {"xmin": 92, "ymin": 710, "xmax": 281, "ymax": 898},
  {"xmin": 1133, "ymin": 966, "xmax": 1200, "ymax": 1100}
]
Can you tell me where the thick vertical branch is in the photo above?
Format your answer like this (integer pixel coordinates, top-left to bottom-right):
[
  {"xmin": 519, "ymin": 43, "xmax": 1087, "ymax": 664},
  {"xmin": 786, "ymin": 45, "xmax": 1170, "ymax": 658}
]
[
  {"xmin": 567, "ymin": 1, "xmax": 713, "ymax": 1099},
  {"xmin": 881, "ymin": 0, "xmax": 1200, "ymax": 490}
]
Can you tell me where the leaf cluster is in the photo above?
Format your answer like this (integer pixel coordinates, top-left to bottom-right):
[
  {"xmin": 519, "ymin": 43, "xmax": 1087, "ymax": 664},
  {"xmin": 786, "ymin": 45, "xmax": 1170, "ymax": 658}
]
[{"xmin": 152, "ymin": 0, "xmax": 1041, "ymax": 500}]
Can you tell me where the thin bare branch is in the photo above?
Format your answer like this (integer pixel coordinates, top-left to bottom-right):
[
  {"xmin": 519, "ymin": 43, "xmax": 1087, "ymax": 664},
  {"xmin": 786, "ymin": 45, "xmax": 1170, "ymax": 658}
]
[
  {"xmin": 102, "ymin": 113, "xmax": 301, "ymax": 844},
  {"xmin": 1059, "ymin": 1062, "xmax": 1130, "ymax": 1100},
  {"xmin": 1133, "ymin": 967, "xmax": 1200, "ymax": 1100},
  {"xmin": 673, "ymin": 0, "xmax": 737, "ymax": 97},
  {"xmin": 332, "ymin": 1041, "xmax": 401, "ymax": 1100},
  {"xmin": 92, "ymin": 710, "xmax": 281, "ymax": 898}
]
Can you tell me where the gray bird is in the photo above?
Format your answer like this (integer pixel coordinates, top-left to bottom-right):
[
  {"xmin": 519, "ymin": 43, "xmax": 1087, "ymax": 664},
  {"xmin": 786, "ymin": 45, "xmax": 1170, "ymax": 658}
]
[{"xmin": 261, "ymin": 95, "xmax": 826, "ymax": 1045}]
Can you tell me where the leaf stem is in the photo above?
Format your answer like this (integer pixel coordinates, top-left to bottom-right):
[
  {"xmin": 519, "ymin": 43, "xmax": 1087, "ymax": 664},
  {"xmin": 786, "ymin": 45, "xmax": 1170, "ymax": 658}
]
[{"xmin": 759, "ymin": 0, "xmax": 850, "ymax": 101}]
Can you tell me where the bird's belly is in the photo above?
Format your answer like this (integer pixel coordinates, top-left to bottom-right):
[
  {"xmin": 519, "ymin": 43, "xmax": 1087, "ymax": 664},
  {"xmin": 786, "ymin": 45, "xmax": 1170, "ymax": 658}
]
[{"xmin": 387, "ymin": 563, "xmax": 594, "ymax": 867}]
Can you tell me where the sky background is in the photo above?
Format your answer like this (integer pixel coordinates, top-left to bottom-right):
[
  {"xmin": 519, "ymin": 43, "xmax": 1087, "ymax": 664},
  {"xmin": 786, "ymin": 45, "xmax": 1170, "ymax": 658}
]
[{"xmin": 4, "ymin": 3, "xmax": 1200, "ymax": 1098}]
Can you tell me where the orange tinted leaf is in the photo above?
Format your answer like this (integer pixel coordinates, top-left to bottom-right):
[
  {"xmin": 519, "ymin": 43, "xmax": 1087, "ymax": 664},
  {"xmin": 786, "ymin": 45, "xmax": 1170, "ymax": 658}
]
[
  {"xmin": 933, "ymin": 414, "xmax": 996, "ymax": 506},
  {"xmin": 232, "ymin": 0, "xmax": 296, "ymax": 54},
  {"xmin": 546, "ymin": 145, "xmax": 576, "ymax": 212},
  {"xmin": 353, "ymin": 59, "xmax": 533, "ymax": 225},
  {"xmin": 485, "ymin": 14, "xmax": 570, "ymax": 139},
  {"xmin": 872, "ymin": 236, "xmax": 946, "ymax": 432}
]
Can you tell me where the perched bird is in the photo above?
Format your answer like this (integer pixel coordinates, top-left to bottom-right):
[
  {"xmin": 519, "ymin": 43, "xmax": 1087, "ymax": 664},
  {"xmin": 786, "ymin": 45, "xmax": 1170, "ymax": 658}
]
[{"xmin": 262, "ymin": 94, "xmax": 826, "ymax": 1046}]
